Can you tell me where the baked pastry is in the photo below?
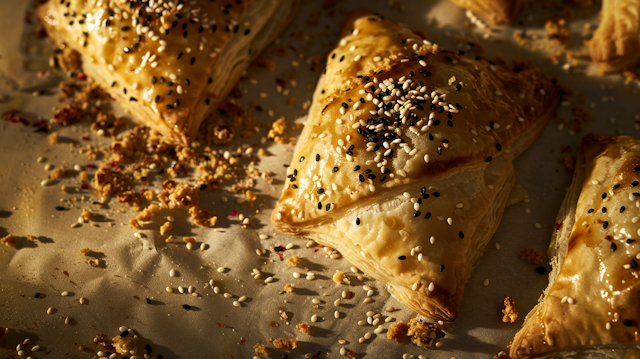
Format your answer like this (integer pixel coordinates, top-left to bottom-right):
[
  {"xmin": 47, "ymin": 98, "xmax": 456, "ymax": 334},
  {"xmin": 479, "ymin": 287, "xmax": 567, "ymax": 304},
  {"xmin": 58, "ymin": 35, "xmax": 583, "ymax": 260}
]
[
  {"xmin": 511, "ymin": 133, "xmax": 640, "ymax": 357},
  {"xmin": 37, "ymin": 0, "xmax": 298, "ymax": 144},
  {"xmin": 448, "ymin": 0, "xmax": 523, "ymax": 24},
  {"xmin": 271, "ymin": 11, "xmax": 559, "ymax": 322},
  {"xmin": 588, "ymin": 0, "xmax": 640, "ymax": 73}
]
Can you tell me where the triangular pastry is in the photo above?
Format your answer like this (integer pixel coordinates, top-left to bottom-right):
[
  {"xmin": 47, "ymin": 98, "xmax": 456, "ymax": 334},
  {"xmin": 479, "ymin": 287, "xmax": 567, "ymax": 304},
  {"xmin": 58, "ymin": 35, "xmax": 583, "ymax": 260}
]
[
  {"xmin": 511, "ymin": 133, "xmax": 640, "ymax": 357},
  {"xmin": 271, "ymin": 11, "xmax": 559, "ymax": 321},
  {"xmin": 588, "ymin": 0, "xmax": 640, "ymax": 73},
  {"xmin": 447, "ymin": 0, "xmax": 523, "ymax": 24},
  {"xmin": 37, "ymin": 0, "xmax": 298, "ymax": 144}
]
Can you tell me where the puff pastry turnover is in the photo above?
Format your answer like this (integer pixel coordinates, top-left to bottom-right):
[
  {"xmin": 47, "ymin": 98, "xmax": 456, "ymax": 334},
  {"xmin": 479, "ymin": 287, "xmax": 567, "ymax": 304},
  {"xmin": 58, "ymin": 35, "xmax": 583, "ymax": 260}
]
[
  {"xmin": 271, "ymin": 11, "xmax": 559, "ymax": 321},
  {"xmin": 588, "ymin": 0, "xmax": 640, "ymax": 73},
  {"xmin": 511, "ymin": 133, "xmax": 640, "ymax": 358},
  {"xmin": 448, "ymin": 0, "xmax": 523, "ymax": 24},
  {"xmin": 37, "ymin": 0, "xmax": 298, "ymax": 144}
]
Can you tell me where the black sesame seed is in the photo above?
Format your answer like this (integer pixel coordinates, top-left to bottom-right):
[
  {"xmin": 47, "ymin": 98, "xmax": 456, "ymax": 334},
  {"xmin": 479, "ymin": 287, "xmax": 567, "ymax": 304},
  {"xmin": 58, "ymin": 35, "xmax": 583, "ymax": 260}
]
[
  {"xmin": 332, "ymin": 167, "xmax": 339, "ymax": 173},
  {"xmin": 437, "ymin": 146, "xmax": 443, "ymax": 155},
  {"xmin": 496, "ymin": 143, "xmax": 502, "ymax": 151},
  {"xmin": 633, "ymin": 181, "xmax": 639, "ymax": 188},
  {"xmin": 318, "ymin": 202, "xmax": 322, "ymax": 210},
  {"xmin": 459, "ymin": 232, "xmax": 464, "ymax": 239},
  {"xmin": 326, "ymin": 203, "xmax": 331, "ymax": 211},
  {"xmin": 190, "ymin": 57, "xmax": 195, "ymax": 65},
  {"xmin": 602, "ymin": 193, "xmax": 607, "ymax": 199},
  {"xmin": 602, "ymin": 207, "xmax": 607, "ymax": 213},
  {"xmin": 367, "ymin": 174, "xmax": 376, "ymax": 180},
  {"xmin": 317, "ymin": 188, "xmax": 324, "ymax": 194},
  {"xmin": 632, "ymin": 259, "xmax": 638, "ymax": 269},
  {"xmin": 611, "ymin": 242, "xmax": 617, "ymax": 252},
  {"xmin": 439, "ymin": 265, "xmax": 444, "ymax": 272},
  {"xmin": 623, "ymin": 319, "xmax": 633, "ymax": 327},
  {"xmin": 353, "ymin": 165, "xmax": 360, "ymax": 171},
  {"xmin": 413, "ymin": 211, "xmax": 421, "ymax": 217},
  {"xmin": 447, "ymin": 120, "xmax": 453, "ymax": 127},
  {"xmin": 292, "ymin": 184, "xmax": 298, "ymax": 189},
  {"xmin": 34, "ymin": 292, "xmax": 40, "ymax": 298},
  {"xmin": 634, "ymin": 193, "xmax": 640, "ymax": 197},
  {"xmin": 398, "ymin": 256, "xmax": 406, "ymax": 260},
  {"xmin": 341, "ymin": 102, "xmax": 348, "ymax": 109},
  {"xmin": 146, "ymin": 298, "xmax": 151, "ymax": 304},
  {"xmin": 424, "ymin": 212, "xmax": 431, "ymax": 219},
  {"xmin": 316, "ymin": 153, "xmax": 320, "ymax": 161},
  {"xmin": 445, "ymin": 56, "xmax": 452, "ymax": 62},
  {"xmin": 151, "ymin": 76, "xmax": 157, "ymax": 84},
  {"xmin": 588, "ymin": 208, "xmax": 595, "ymax": 213},
  {"xmin": 535, "ymin": 266, "xmax": 547, "ymax": 275},
  {"xmin": 55, "ymin": 206, "xmax": 68, "ymax": 211},
  {"xmin": 432, "ymin": 192, "xmax": 440, "ymax": 197},
  {"xmin": 613, "ymin": 184, "xmax": 621, "ymax": 190},
  {"xmin": 380, "ymin": 174, "xmax": 386, "ymax": 181},
  {"xmin": 486, "ymin": 156, "xmax": 492, "ymax": 162},
  {"xmin": 120, "ymin": 331, "xmax": 129, "ymax": 337},
  {"xmin": 628, "ymin": 239, "xmax": 636, "ymax": 244},
  {"xmin": 359, "ymin": 174, "xmax": 365, "ymax": 182},
  {"xmin": 363, "ymin": 169, "xmax": 372, "ymax": 174},
  {"xmin": 121, "ymin": 26, "xmax": 130, "ymax": 31},
  {"xmin": 356, "ymin": 217, "xmax": 360, "ymax": 225},
  {"xmin": 603, "ymin": 221, "xmax": 609, "ymax": 229},
  {"xmin": 154, "ymin": 95, "xmax": 160, "ymax": 103},
  {"xmin": 634, "ymin": 167, "xmax": 640, "ymax": 172},
  {"xmin": 182, "ymin": 304, "xmax": 191, "ymax": 310},
  {"xmin": 455, "ymin": 83, "xmax": 462, "ymax": 91}
]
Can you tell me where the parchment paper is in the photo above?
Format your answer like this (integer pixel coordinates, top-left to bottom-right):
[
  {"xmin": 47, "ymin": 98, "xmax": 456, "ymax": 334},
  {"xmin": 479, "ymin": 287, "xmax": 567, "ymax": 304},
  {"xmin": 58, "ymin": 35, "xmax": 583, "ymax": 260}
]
[{"xmin": 1, "ymin": 1, "xmax": 638, "ymax": 358}]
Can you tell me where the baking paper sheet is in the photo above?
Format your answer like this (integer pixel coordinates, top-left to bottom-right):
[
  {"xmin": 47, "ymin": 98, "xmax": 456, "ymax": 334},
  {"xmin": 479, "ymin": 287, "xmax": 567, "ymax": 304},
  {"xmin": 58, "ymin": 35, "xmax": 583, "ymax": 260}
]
[{"xmin": 1, "ymin": 0, "xmax": 638, "ymax": 358}]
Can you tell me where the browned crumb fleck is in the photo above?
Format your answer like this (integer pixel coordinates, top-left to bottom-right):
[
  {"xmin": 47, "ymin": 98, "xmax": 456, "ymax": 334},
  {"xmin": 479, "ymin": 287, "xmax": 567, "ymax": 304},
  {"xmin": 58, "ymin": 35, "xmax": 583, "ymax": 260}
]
[
  {"xmin": 79, "ymin": 248, "xmax": 91, "ymax": 254},
  {"xmin": 91, "ymin": 111, "xmax": 123, "ymax": 137},
  {"xmin": 332, "ymin": 270, "xmax": 346, "ymax": 284},
  {"xmin": 406, "ymin": 318, "xmax": 445, "ymax": 347},
  {"xmin": 93, "ymin": 165, "xmax": 131, "ymax": 199},
  {"xmin": 283, "ymin": 283, "xmax": 294, "ymax": 293},
  {"xmin": 136, "ymin": 204, "xmax": 161, "ymax": 222},
  {"xmin": 278, "ymin": 307, "xmax": 289, "ymax": 321},
  {"xmin": 88, "ymin": 259, "xmax": 100, "ymax": 267},
  {"xmin": 211, "ymin": 124, "xmax": 234, "ymax": 144},
  {"xmin": 253, "ymin": 343, "xmax": 271, "ymax": 356},
  {"xmin": 312, "ymin": 305, "xmax": 319, "ymax": 309},
  {"xmin": 269, "ymin": 321, "xmax": 280, "ymax": 327},
  {"xmin": 217, "ymin": 322, "xmax": 225, "ymax": 328},
  {"xmin": 253, "ymin": 57, "xmax": 276, "ymax": 71},
  {"xmin": 273, "ymin": 338, "xmax": 297, "ymax": 351},
  {"xmin": 296, "ymin": 322, "xmax": 311, "ymax": 334},
  {"xmin": 129, "ymin": 218, "xmax": 140, "ymax": 230},
  {"xmin": 49, "ymin": 132, "xmax": 58, "ymax": 144},
  {"xmin": 1, "ymin": 234, "xmax": 16, "ymax": 247},
  {"xmin": 50, "ymin": 167, "xmax": 68, "ymax": 180},
  {"xmin": 570, "ymin": 105, "xmax": 593, "ymax": 131},
  {"xmin": 183, "ymin": 237, "xmax": 195, "ymax": 243},
  {"xmin": 387, "ymin": 321, "xmax": 409, "ymax": 342},
  {"xmin": 60, "ymin": 185, "xmax": 68, "ymax": 193},
  {"xmin": 502, "ymin": 295, "xmax": 518, "ymax": 323},
  {"xmin": 157, "ymin": 180, "xmax": 200, "ymax": 209},
  {"xmin": 26, "ymin": 235, "xmax": 37, "ymax": 242},
  {"xmin": 286, "ymin": 255, "xmax": 300, "ymax": 267},
  {"xmin": 80, "ymin": 210, "xmax": 92, "ymax": 222},
  {"xmin": 189, "ymin": 205, "xmax": 217, "ymax": 227},
  {"xmin": 519, "ymin": 248, "xmax": 545, "ymax": 265},
  {"xmin": 267, "ymin": 117, "xmax": 287, "ymax": 144},
  {"xmin": 558, "ymin": 155, "xmax": 576, "ymax": 173},
  {"xmin": 159, "ymin": 222, "xmax": 172, "ymax": 236},
  {"xmin": 52, "ymin": 103, "xmax": 85, "ymax": 126},
  {"xmin": 57, "ymin": 47, "xmax": 82, "ymax": 73},
  {"xmin": 111, "ymin": 335, "xmax": 136, "ymax": 354}
]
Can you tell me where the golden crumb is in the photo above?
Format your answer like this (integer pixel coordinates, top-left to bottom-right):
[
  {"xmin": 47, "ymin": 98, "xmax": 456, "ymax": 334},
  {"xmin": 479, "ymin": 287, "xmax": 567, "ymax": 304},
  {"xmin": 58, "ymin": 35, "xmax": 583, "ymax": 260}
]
[
  {"xmin": 159, "ymin": 222, "xmax": 172, "ymax": 236},
  {"xmin": 157, "ymin": 180, "xmax": 200, "ymax": 209},
  {"xmin": 79, "ymin": 248, "xmax": 91, "ymax": 254},
  {"xmin": 267, "ymin": 117, "xmax": 287, "ymax": 144},
  {"xmin": 26, "ymin": 235, "xmax": 37, "ymax": 241},
  {"xmin": 406, "ymin": 319, "xmax": 445, "ymax": 347},
  {"xmin": 387, "ymin": 321, "xmax": 409, "ymax": 342},
  {"xmin": 278, "ymin": 307, "xmax": 288, "ymax": 321},
  {"xmin": 1, "ymin": 234, "xmax": 16, "ymax": 247},
  {"xmin": 80, "ymin": 210, "xmax": 92, "ymax": 222},
  {"xmin": 60, "ymin": 185, "xmax": 68, "ymax": 193},
  {"xmin": 129, "ymin": 218, "xmax": 140, "ymax": 230},
  {"xmin": 257, "ymin": 148, "xmax": 267, "ymax": 156},
  {"xmin": 111, "ymin": 336, "xmax": 136, "ymax": 354},
  {"xmin": 183, "ymin": 237, "xmax": 195, "ymax": 243},
  {"xmin": 165, "ymin": 235, "xmax": 173, "ymax": 243},
  {"xmin": 332, "ymin": 271, "xmax": 346, "ymax": 284},
  {"xmin": 189, "ymin": 205, "xmax": 217, "ymax": 227},
  {"xmin": 273, "ymin": 338, "xmax": 297, "ymax": 351},
  {"xmin": 136, "ymin": 204, "xmax": 161, "ymax": 222},
  {"xmin": 519, "ymin": 248, "xmax": 545, "ymax": 265},
  {"xmin": 284, "ymin": 283, "xmax": 294, "ymax": 293},
  {"xmin": 296, "ymin": 322, "xmax": 311, "ymax": 334},
  {"xmin": 286, "ymin": 255, "xmax": 300, "ymax": 267},
  {"xmin": 50, "ymin": 167, "xmax": 68, "ymax": 180},
  {"xmin": 49, "ymin": 132, "xmax": 58, "ymax": 144},
  {"xmin": 502, "ymin": 295, "xmax": 518, "ymax": 323},
  {"xmin": 88, "ymin": 259, "xmax": 100, "ymax": 267},
  {"xmin": 269, "ymin": 321, "xmax": 280, "ymax": 327},
  {"xmin": 253, "ymin": 343, "xmax": 271, "ymax": 356},
  {"xmin": 143, "ymin": 190, "xmax": 155, "ymax": 201}
]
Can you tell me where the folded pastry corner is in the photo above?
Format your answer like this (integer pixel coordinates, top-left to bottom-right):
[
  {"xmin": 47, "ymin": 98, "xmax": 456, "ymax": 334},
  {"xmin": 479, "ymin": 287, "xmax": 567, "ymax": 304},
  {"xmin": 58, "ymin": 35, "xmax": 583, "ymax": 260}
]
[
  {"xmin": 511, "ymin": 133, "xmax": 640, "ymax": 358},
  {"xmin": 448, "ymin": 0, "xmax": 523, "ymax": 24},
  {"xmin": 271, "ymin": 12, "xmax": 559, "ymax": 321},
  {"xmin": 37, "ymin": 0, "xmax": 298, "ymax": 144},
  {"xmin": 588, "ymin": 0, "xmax": 640, "ymax": 73}
]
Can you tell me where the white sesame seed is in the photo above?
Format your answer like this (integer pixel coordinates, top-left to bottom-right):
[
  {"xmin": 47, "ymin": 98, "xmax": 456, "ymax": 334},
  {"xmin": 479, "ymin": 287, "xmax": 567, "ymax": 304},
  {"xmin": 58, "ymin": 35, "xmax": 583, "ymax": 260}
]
[
  {"xmin": 223, "ymin": 293, "xmax": 232, "ymax": 298},
  {"xmin": 428, "ymin": 282, "xmax": 435, "ymax": 292},
  {"xmin": 334, "ymin": 311, "xmax": 340, "ymax": 319},
  {"xmin": 61, "ymin": 291, "xmax": 69, "ymax": 297},
  {"xmin": 358, "ymin": 320, "xmax": 366, "ymax": 326},
  {"xmin": 233, "ymin": 301, "xmax": 241, "ymax": 307},
  {"xmin": 213, "ymin": 286, "xmax": 220, "ymax": 294},
  {"xmin": 447, "ymin": 217, "xmax": 453, "ymax": 225},
  {"xmin": 64, "ymin": 317, "xmax": 70, "ymax": 325},
  {"xmin": 483, "ymin": 279, "xmax": 490, "ymax": 286},
  {"xmin": 40, "ymin": 179, "xmax": 51, "ymax": 187},
  {"xmin": 430, "ymin": 236, "xmax": 435, "ymax": 244},
  {"xmin": 419, "ymin": 60, "xmax": 427, "ymax": 67},
  {"xmin": 334, "ymin": 298, "xmax": 341, "ymax": 306},
  {"xmin": 606, "ymin": 322, "xmax": 612, "ymax": 330},
  {"xmin": 285, "ymin": 243, "xmax": 294, "ymax": 250},
  {"xmin": 46, "ymin": 307, "xmax": 53, "ymax": 315},
  {"xmin": 358, "ymin": 337, "xmax": 366, "ymax": 343},
  {"xmin": 169, "ymin": 269, "xmax": 176, "ymax": 277},
  {"xmin": 178, "ymin": 286, "xmax": 185, "ymax": 294},
  {"xmin": 340, "ymin": 347, "xmax": 347, "ymax": 355},
  {"xmin": 259, "ymin": 234, "xmax": 269, "ymax": 240},
  {"xmin": 311, "ymin": 314, "xmax": 318, "ymax": 322},
  {"xmin": 264, "ymin": 276, "xmax": 273, "ymax": 283},
  {"xmin": 535, "ymin": 223, "xmax": 542, "ymax": 229},
  {"xmin": 32, "ymin": 345, "xmax": 40, "ymax": 352},
  {"xmin": 166, "ymin": 286, "xmax": 173, "ymax": 293},
  {"xmin": 366, "ymin": 289, "xmax": 374, "ymax": 296},
  {"xmin": 217, "ymin": 267, "xmax": 226, "ymax": 273},
  {"xmin": 363, "ymin": 297, "xmax": 372, "ymax": 303}
]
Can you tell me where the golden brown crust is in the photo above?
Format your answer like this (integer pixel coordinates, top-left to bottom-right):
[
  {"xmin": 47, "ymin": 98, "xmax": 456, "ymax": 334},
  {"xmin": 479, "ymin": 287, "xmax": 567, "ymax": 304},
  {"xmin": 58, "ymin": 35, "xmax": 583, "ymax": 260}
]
[
  {"xmin": 36, "ymin": 0, "xmax": 298, "ymax": 144},
  {"xmin": 588, "ymin": 0, "xmax": 640, "ymax": 73},
  {"xmin": 447, "ymin": 0, "xmax": 523, "ymax": 24},
  {"xmin": 511, "ymin": 133, "xmax": 640, "ymax": 358},
  {"xmin": 271, "ymin": 12, "xmax": 559, "ymax": 321}
]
